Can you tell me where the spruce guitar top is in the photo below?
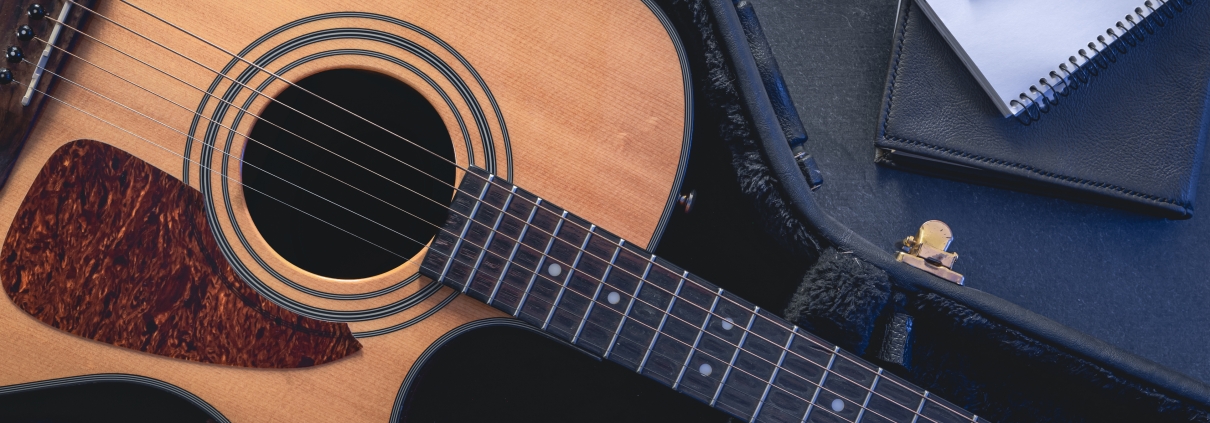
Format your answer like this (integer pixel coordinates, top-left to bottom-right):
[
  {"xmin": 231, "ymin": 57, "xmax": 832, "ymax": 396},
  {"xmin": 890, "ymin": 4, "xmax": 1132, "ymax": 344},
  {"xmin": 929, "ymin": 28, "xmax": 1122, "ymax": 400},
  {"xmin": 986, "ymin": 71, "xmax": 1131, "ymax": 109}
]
[{"xmin": 0, "ymin": 0, "xmax": 985, "ymax": 421}]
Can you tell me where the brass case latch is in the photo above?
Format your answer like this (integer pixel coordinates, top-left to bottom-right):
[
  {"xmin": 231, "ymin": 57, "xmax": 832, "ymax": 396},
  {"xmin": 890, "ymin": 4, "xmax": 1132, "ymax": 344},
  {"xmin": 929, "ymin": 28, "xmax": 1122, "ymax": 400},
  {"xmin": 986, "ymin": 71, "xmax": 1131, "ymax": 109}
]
[{"xmin": 897, "ymin": 220, "xmax": 964, "ymax": 285}]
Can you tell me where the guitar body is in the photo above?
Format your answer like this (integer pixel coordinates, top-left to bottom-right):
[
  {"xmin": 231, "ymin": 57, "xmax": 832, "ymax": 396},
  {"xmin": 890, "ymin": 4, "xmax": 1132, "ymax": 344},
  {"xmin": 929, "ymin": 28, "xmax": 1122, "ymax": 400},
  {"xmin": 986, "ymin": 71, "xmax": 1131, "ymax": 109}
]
[{"xmin": 0, "ymin": 0, "xmax": 690, "ymax": 421}]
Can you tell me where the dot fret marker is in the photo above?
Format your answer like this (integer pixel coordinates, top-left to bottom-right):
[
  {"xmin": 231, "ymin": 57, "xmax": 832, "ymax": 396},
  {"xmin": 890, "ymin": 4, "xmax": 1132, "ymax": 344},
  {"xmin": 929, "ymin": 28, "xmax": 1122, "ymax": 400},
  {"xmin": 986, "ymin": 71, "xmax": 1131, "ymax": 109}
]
[
  {"xmin": 547, "ymin": 263, "xmax": 562, "ymax": 277},
  {"xmin": 606, "ymin": 291, "xmax": 621, "ymax": 304}
]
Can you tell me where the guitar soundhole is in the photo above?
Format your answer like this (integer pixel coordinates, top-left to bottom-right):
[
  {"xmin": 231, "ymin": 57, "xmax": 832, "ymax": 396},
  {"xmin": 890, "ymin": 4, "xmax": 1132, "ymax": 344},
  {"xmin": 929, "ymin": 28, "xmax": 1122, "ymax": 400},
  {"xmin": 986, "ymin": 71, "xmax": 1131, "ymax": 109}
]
[{"xmin": 243, "ymin": 69, "xmax": 455, "ymax": 279}]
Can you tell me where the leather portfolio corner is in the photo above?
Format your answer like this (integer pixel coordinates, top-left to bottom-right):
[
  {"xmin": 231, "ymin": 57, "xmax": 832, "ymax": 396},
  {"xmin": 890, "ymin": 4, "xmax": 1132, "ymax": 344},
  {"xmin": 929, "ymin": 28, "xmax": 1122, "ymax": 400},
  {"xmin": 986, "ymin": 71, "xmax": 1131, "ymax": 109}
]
[{"xmin": 875, "ymin": 0, "xmax": 1210, "ymax": 219}]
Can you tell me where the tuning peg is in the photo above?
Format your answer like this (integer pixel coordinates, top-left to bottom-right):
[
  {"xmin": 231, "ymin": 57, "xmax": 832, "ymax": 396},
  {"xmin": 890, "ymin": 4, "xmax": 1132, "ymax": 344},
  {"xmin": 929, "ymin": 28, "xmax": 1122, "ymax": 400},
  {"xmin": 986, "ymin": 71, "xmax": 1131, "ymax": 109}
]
[
  {"xmin": 16, "ymin": 25, "xmax": 34, "ymax": 42},
  {"xmin": 27, "ymin": 4, "xmax": 48, "ymax": 20},
  {"xmin": 6, "ymin": 46, "xmax": 23, "ymax": 64}
]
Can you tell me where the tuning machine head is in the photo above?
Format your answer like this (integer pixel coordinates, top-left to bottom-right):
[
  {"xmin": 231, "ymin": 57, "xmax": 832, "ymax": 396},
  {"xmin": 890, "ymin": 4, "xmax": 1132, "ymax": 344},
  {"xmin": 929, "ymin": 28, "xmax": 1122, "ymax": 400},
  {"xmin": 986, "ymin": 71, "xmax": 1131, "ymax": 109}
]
[
  {"xmin": 27, "ymin": 4, "xmax": 49, "ymax": 20},
  {"xmin": 5, "ymin": 46, "xmax": 23, "ymax": 64},
  {"xmin": 16, "ymin": 25, "xmax": 35, "ymax": 42}
]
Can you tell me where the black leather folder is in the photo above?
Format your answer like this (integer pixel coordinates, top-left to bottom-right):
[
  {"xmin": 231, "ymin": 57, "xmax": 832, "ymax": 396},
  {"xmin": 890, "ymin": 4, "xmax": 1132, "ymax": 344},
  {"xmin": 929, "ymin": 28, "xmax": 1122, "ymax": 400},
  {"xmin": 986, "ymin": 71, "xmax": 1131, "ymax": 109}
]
[{"xmin": 875, "ymin": 0, "xmax": 1210, "ymax": 219}]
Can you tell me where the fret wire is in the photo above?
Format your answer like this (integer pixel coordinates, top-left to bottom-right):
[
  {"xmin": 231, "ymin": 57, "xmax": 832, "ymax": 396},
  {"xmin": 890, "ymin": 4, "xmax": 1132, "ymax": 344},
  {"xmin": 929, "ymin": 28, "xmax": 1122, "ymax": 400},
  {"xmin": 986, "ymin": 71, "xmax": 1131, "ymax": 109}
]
[
  {"xmin": 855, "ymin": 368, "xmax": 883, "ymax": 423},
  {"xmin": 571, "ymin": 235, "xmax": 621, "ymax": 343},
  {"xmin": 601, "ymin": 239, "xmax": 623, "ymax": 282},
  {"xmin": 488, "ymin": 187, "xmax": 533, "ymax": 307},
  {"xmin": 801, "ymin": 346, "xmax": 839, "ymax": 423},
  {"xmin": 437, "ymin": 175, "xmax": 494, "ymax": 283},
  {"xmin": 512, "ymin": 198, "xmax": 549, "ymax": 318},
  {"xmin": 711, "ymin": 307, "xmax": 758, "ymax": 407},
  {"xmin": 463, "ymin": 187, "xmax": 515, "ymax": 293},
  {"xmin": 751, "ymin": 325, "xmax": 798, "ymax": 423},
  {"xmin": 571, "ymin": 280, "xmax": 605, "ymax": 344},
  {"xmin": 637, "ymin": 272, "xmax": 686, "ymax": 373},
  {"xmin": 604, "ymin": 246, "xmax": 652, "ymax": 360},
  {"xmin": 543, "ymin": 220, "xmax": 591, "ymax": 331},
  {"xmin": 539, "ymin": 210, "xmax": 571, "ymax": 331},
  {"xmin": 911, "ymin": 392, "xmax": 930, "ymax": 423},
  {"xmin": 674, "ymin": 290, "xmax": 722, "ymax": 390}
]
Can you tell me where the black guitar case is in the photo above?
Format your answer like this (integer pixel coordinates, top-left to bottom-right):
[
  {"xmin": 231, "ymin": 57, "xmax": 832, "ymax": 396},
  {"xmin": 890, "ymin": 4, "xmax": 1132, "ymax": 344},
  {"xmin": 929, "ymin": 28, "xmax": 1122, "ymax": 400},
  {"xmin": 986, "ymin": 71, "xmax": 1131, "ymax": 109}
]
[{"xmin": 702, "ymin": 0, "xmax": 1210, "ymax": 421}]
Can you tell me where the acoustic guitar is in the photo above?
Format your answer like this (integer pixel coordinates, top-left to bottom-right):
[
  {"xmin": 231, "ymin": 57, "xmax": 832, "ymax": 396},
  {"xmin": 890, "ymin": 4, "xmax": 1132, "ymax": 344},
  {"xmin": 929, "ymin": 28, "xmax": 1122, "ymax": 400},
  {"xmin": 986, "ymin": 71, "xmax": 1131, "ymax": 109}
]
[{"xmin": 0, "ymin": 0, "xmax": 985, "ymax": 421}]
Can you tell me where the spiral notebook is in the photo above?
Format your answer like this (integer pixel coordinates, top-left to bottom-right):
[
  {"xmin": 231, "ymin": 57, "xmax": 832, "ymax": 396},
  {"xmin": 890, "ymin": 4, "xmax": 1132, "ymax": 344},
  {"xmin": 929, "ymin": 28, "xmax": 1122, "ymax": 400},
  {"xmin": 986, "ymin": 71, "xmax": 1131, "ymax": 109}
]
[{"xmin": 915, "ymin": 0, "xmax": 1172, "ymax": 119}]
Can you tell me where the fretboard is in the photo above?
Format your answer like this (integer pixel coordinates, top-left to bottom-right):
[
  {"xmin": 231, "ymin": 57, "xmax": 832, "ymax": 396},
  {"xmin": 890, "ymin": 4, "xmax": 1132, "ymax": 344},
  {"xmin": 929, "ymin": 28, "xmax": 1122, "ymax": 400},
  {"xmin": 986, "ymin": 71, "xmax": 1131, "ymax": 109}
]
[{"xmin": 420, "ymin": 167, "xmax": 985, "ymax": 423}]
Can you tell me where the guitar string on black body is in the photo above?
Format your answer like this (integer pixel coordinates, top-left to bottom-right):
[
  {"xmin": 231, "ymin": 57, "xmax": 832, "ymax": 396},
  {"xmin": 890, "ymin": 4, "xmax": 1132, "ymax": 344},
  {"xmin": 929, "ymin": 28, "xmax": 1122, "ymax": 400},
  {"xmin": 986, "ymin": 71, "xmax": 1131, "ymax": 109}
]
[{"xmin": 421, "ymin": 167, "xmax": 985, "ymax": 423}]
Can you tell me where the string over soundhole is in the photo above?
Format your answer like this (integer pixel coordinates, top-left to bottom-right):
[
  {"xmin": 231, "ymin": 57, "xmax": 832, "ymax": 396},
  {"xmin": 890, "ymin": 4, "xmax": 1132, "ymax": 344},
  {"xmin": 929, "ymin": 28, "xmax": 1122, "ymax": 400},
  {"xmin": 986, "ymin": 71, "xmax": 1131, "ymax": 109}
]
[{"xmin": 243, "ymin": 69, "xmax": 455, "ymax": 279}]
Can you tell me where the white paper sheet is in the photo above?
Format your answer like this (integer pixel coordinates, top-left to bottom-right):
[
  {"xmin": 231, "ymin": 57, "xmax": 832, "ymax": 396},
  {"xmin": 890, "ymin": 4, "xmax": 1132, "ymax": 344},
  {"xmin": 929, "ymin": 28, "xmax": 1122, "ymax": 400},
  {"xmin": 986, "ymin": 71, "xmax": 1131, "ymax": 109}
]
[{"xmin": 915, "ymin": 0, "xmax": 1153, "ymax": 116}]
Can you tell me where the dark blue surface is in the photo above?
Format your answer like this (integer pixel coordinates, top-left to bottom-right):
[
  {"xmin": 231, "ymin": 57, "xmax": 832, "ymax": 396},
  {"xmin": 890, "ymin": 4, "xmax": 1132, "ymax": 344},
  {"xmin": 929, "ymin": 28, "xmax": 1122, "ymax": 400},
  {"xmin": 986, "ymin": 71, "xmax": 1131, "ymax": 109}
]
[{"xmin": 751, "ymin": 0, "xmax": 1210, "ymax": 385}]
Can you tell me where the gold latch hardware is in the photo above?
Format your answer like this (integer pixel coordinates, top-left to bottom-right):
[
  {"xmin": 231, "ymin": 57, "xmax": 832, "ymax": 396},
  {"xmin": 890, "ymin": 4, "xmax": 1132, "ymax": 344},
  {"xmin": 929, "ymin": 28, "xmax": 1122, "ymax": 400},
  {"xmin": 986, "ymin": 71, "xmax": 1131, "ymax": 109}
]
[{"xmin": 897, "ymin": 220, "xmax": 964, "ymax": 285}]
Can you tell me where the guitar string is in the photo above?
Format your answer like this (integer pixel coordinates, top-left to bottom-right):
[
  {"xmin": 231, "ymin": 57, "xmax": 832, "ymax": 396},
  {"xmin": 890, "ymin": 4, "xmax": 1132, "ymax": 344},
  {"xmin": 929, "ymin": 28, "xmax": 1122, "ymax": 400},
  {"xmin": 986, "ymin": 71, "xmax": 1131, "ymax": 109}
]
[
  {"xmin": 44, "ymin": 3, "xmax": 976, "ymax": 419},
  {"xmin": 52, "ymin": 0, "xmax": 949, "ymax": 408},
  {"xmin": 42, "ymin": 3, "xmax": 972, "ymax": 420},
  {"xmin": 27, "ymin": 46, "xmax": 479, "ymax": 245},
  {"xmin": 34, "ymin": 37, "xmax": 463, "ymax": 213},
  {"xmin": 23, "ymin": 50, "xmax": 956, "ymax": 423},
  {"xmin": 17, "ymin": 81, "xmax": 869, "ymax": 423},
  {"xmin": 15, "ymin": 75, "xmax": 924, "ymax": 423},
  {"xmin": 21, "ymin": 59, "xmax": 441, "ymax": 254}
]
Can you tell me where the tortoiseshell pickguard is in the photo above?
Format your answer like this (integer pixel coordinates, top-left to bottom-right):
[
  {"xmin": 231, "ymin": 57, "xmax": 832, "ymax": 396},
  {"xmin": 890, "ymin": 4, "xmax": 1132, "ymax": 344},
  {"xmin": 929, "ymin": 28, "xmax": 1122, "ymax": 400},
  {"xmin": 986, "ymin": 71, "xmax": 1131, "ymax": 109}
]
[{"xmin": 1, "ymin": 139, "xmax": 361, "ymax": 368}]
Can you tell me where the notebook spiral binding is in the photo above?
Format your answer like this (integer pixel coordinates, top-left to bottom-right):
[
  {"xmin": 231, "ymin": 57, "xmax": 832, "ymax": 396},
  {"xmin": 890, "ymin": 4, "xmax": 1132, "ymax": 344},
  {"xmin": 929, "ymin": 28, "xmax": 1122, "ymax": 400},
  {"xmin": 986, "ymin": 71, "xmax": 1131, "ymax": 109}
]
[{"xmin": 1010, "ymin": 0, "xmax": 1194, "ymax": 125}]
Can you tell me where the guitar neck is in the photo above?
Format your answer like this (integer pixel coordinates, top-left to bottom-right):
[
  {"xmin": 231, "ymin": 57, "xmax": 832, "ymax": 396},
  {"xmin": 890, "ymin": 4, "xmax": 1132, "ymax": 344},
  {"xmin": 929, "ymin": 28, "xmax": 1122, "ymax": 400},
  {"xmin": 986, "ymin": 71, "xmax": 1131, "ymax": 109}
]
[{"xmin": 419, "ymin": 167, "xmax": 984, "ymax": 423}]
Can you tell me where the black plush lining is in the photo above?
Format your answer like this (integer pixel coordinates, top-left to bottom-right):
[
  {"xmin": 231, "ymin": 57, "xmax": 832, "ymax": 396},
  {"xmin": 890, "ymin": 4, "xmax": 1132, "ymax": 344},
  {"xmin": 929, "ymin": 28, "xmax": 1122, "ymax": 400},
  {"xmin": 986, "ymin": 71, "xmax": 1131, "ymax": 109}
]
[{"xmin": 681, "ymin": 0, "xmax": 1210, "ymax": 420}]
